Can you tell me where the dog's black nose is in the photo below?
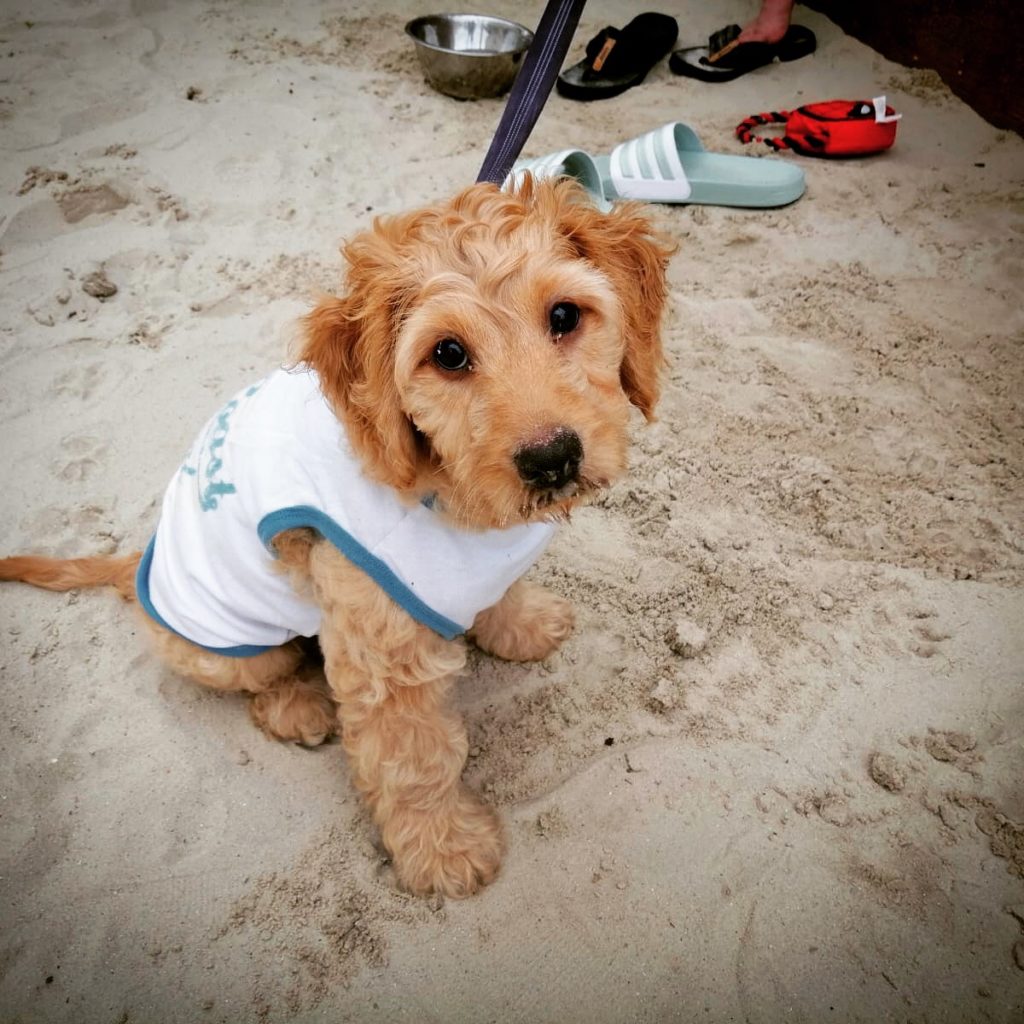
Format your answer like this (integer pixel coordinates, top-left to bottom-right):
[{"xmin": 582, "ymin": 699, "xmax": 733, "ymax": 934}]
[{"xmin": 514, "ymin": 429, "xmax": 583, "ymax": 490}]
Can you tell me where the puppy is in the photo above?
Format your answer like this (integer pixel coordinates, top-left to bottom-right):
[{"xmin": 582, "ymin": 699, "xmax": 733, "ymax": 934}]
[{"xmin": 0, "ymin": 177, "xmax": 672, "ymax": 898}]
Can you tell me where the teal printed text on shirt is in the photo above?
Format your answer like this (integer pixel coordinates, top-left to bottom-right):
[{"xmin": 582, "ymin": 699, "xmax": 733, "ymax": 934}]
[{"xmin": 181, "ymin": 381, "xmax": 264, "ymax": 512}]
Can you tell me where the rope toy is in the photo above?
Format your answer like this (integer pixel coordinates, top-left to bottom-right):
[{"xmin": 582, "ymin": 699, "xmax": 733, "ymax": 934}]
[{"xmin": 736, "ymin": 96, "xmax": 901, "ymax": 157}]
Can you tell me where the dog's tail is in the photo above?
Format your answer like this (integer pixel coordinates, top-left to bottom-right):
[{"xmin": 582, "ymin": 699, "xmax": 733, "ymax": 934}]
[{"xmin": 0, "ymin": 552, "xmax": 142, "ymax": 601}]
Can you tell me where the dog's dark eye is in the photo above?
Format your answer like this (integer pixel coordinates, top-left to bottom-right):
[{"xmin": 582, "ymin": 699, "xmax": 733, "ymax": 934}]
[
  {"xmin": 433, "ymin": 338, "xmax": 470, "ymax": 372},
  {"xmin": 549, "ymin": 301, "xmax": 580, "ymax": 337}
]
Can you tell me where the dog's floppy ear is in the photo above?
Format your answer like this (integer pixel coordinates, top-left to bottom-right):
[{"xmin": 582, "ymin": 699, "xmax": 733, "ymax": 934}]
[
  {"xmin": 556, "ymin": 193, "xmax": 674, "ymax": 420},
  {"xmin": 299, "ymin": 228, "xmax": 422, "ymax": 492}
]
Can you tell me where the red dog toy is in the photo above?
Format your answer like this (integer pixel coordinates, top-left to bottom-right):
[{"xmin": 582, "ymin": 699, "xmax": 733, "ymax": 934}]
[{"xmin": 737, "ymin": 96, "xmax": 900, "ymax": 157}]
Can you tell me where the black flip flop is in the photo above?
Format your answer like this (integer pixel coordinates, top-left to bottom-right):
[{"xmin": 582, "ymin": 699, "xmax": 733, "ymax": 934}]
[
  {"xmin": 669, "ymin": 24, "xmax": 816, "ymax": 82},
  {"xmin": 557, "ymin": 12, "xmax": 679, "ymax": 101}
]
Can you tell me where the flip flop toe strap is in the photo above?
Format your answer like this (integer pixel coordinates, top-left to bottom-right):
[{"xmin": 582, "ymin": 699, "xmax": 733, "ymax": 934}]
[
  {"xmin": 584, "ymin": 27, "xmax": 621, "ymax": 73},
  {"xmin": 707, "ymin": 24, "xmax": 741, "ymax": 62}
]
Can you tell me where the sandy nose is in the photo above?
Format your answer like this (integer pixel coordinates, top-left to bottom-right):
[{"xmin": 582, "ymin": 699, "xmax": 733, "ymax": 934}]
[{"xmin": 513, "ymin": 428, "xmax": 583, "ymax": 489}]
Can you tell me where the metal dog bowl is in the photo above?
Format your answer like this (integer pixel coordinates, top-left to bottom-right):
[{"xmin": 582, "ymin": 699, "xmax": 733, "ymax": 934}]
[{"xmin": 405, "ymin": 13, "xmax": 533, "ymax": 100}]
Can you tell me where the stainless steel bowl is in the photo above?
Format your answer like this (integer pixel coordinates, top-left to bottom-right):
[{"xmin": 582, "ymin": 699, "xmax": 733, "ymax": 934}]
[{"xmin": 405, "ymin": 13, "xmax": 533, "ymax": 100}]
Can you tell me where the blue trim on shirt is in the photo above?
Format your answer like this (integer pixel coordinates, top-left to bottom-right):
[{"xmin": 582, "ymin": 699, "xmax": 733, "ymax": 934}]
[
  {"xmin": 258, "ymin": 506, "xmax": 464, "ymax": 641},
  {"xmin": 136, "ymin": 536, "xmax": 276, "ymax": 658}
]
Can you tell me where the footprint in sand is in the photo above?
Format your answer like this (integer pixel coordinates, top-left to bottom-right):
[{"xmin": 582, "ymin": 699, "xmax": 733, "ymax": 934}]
[
  {"xmin": 50, "ymin": 435, "xmax": 109, "ymax": 483},
  {"xmin": 52, "ymin": 363, "xmax": 105, "ymax": 401},
  {"xmin": 56, "ymin": 184, "xmax": 130, "ymax": 224},
  {"xmin": 2, "ymin": 180, "xmax": 132, "ymax": 247},
  {"xmin": 922, "ymin": 727, "xmax": 983, "ymax": 774},
  {"xmin": 18, "ymin": 503, "xmax": 121, "ymax": 555},
  {"xmin": 907, "ymin": 606, "xmax": 952, "ymax": 659}
]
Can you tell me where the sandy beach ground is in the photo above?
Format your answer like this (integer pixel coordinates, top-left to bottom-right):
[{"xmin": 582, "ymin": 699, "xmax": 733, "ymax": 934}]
[{"xmin": 1, "ymin": 1, "xmax": 1022, "ymax": 1021}]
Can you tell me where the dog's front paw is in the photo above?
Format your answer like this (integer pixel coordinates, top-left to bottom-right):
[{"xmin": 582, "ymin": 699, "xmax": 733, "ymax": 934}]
[
  {"xmin": 470, "ymin": 580, "xmax": 574, "ymax": 662},
  {"xmin": 387, "ymin": 791, "xmax": 503, "ymax": 899}
]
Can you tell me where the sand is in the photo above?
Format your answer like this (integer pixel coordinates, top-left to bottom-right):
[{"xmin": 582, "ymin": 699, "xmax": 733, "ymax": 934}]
[{"xmin": 1, "ymin": 1, "xmax": 1022, "ymax": 1022}]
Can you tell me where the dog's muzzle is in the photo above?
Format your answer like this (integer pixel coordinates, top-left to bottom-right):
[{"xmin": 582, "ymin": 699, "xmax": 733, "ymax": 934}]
[{"xmin": 514, "ymin": 428, "xmax": 583, "ymax": 491}]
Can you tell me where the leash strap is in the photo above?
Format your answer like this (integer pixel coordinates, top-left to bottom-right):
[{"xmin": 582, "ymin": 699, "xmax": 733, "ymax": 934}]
[{"xmin": 476, "ymin": 0, "xmax": 587, "ymax": 185}]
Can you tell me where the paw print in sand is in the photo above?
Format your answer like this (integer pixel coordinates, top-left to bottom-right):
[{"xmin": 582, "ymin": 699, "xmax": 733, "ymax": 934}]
[{"xmin": 50, "ymin": 434, "xmax": 109, "ymax": 483}]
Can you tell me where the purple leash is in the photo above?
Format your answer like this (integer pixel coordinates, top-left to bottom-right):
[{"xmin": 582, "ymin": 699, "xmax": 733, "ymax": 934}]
[{"xmin": 476, "ymin": 0, "xmax": 587, "ymax": 186}]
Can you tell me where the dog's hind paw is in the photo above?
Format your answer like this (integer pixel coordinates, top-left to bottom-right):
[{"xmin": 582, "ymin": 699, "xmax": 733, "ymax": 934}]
[
  {"xmin": 249, "ymin": 677, "xmax": 337, "ymax": 747},
  {"xmin": 470, "ymin": 580, "xmax": 575, "ymax": 662}
]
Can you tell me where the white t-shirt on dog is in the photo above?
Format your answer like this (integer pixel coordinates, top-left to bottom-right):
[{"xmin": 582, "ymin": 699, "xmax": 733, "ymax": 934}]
[{"xmin": 136, "ymin": 366, "xmax": 556, "ymax": 656}]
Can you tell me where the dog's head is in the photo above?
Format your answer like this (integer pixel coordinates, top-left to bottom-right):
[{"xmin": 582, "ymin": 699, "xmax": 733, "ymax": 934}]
[{"xmin": 300, "ymin": 177, "xmax": 673, "ymax": 529}]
